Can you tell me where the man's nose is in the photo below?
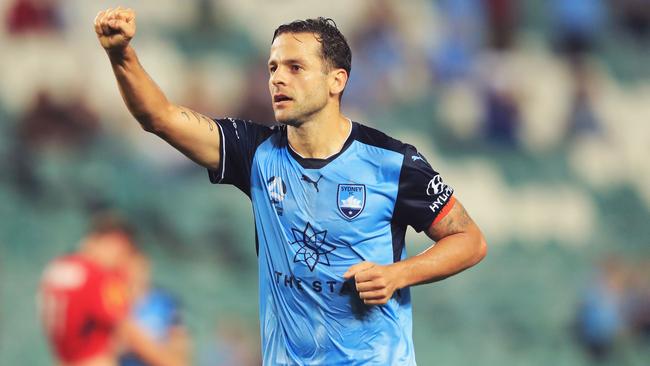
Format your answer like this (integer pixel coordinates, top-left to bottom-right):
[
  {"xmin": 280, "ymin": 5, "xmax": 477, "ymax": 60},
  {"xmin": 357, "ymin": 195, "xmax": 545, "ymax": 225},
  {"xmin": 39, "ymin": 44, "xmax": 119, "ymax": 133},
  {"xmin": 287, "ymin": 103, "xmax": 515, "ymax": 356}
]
[{"xmin": 270, "ymin": 67, "xmax": 287, "ymax": 87}]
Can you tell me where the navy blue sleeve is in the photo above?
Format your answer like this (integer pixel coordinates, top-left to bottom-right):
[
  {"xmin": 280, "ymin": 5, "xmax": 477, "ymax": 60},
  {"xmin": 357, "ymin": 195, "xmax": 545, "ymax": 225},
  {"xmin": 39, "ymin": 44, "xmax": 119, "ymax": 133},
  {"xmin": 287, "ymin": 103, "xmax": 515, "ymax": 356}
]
[
  {"xmin": 392, "ymin": 145, "xmax": 455, "ymax": 232},
  {"xmin": 208, "ymin": 118, "xmax": 274, "ymax": 196}
]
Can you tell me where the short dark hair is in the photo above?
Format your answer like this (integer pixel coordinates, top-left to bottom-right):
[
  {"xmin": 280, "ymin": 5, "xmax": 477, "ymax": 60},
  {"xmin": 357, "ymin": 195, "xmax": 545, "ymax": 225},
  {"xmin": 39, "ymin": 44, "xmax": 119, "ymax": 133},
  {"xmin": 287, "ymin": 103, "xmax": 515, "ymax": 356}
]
[
  {"xmin": 88, "ymin": 211, "xmax": 136, "ymax": 241},
  {"xmin": 272, "ymin": 17, "xmax": 352, "ymax": 95}
]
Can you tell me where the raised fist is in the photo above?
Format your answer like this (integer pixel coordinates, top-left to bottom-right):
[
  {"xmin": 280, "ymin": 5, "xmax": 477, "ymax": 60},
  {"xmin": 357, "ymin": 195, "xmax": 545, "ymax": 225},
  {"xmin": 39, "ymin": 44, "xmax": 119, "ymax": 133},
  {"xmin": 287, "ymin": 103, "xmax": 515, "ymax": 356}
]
[{"xmin": 94, "ymin": 7, "xmax": 136, "ymax": 52}]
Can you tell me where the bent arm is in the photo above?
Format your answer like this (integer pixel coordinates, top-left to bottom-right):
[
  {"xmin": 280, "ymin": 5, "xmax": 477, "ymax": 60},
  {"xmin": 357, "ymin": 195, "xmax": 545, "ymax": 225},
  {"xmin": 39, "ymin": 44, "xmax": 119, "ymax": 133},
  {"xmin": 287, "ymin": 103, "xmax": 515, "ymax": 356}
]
[
  {"xmin": 108, "ymin": 46, "xmax": 221, "ymax": 169},
  {"xmin": 392, "ymin": 199, "xmax": 487, "ymax": 288}
]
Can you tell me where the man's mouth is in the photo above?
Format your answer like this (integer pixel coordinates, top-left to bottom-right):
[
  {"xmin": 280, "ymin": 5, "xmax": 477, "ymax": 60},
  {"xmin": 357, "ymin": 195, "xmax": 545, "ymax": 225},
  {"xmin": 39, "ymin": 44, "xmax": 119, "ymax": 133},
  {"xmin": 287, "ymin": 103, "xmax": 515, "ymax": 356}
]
[{"xmin": 273, "ymin": 94, "xmax": 293, "ymax": 104}]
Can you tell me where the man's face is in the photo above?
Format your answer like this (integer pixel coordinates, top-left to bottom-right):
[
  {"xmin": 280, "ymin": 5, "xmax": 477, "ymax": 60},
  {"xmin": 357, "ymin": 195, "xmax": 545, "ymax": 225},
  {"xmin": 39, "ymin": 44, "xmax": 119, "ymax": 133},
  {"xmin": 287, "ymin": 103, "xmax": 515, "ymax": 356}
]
[
  {"xmin": 268, "ymin": 32, "xmax": 331, "ymax": 126},
  {"xmin": 92, "ymin": 232, "xmax": 135, "ymax": 270}
]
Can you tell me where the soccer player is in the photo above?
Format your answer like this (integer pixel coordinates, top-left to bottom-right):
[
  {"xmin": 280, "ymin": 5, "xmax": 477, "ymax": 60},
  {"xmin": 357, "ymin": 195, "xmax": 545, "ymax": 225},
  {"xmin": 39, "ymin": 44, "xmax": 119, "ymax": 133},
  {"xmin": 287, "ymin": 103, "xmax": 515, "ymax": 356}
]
[
  {"xmin": 120, "ymin": 253, "xmax": 191, "ymax": 366},
  {"xmin": 38, "ymin": 214, "xmax": 188, "ymax": 366},
  {"xmin": 94, "ymin": 7, "xmax": 488, "ymax": 365},
  {"xmin": 38, "ymin": 213, "xmax": 135, "ymax": 366}
]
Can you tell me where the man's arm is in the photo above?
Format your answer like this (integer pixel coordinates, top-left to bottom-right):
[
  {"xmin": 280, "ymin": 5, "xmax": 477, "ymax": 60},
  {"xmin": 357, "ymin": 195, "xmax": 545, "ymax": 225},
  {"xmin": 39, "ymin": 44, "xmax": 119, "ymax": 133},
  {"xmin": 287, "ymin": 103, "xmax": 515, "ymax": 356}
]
[
  {"xmin": 344, "ymin": 199, "xmax": 487, "ymax": 305},
  {"xmin": 94, "ymin": 7, "xmax": 220, "ymax": 169},
  {"xmin": 119, "ymin": 320, "xmax": 190, "ymax": 366}
]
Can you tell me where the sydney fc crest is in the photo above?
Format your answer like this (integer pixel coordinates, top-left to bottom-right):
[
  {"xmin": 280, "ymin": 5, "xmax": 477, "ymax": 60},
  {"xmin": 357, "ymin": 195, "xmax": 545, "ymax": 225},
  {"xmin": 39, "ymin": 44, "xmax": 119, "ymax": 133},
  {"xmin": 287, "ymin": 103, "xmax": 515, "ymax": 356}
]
[{"xmin": 337, "ymin": 184, "xmax": 366, "ymax": 220}]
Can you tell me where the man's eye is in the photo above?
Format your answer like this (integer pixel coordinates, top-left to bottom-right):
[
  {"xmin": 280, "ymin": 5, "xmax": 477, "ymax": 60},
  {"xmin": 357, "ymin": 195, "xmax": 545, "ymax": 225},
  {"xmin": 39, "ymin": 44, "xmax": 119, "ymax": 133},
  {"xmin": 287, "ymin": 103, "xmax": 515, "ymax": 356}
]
[
  {"xmin": 291, "ymin": 65, "xmax": 301, "ymax": 71},
  {"xmin": 269, "ymin": 66, "xmax": 277, "ymax": 73}
]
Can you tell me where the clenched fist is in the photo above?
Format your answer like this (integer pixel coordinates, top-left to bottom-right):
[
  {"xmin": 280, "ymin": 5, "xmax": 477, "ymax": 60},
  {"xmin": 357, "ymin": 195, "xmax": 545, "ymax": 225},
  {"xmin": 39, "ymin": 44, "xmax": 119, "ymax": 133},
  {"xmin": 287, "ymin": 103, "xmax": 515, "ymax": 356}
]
[
  {"xmin": 343, "ymin": 261, "xmax": 402, "ymax": 305},
  {"xmin": 94, "ymin": 7, "xmax": 136, "ymax": 52}
]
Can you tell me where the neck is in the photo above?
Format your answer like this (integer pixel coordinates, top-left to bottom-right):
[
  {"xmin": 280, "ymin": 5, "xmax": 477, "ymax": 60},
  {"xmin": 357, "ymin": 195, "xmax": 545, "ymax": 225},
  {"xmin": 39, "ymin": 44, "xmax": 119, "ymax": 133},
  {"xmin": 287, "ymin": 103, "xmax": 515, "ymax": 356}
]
[{"xmin": 287, "ymin": 108, "xmax": 351, "ymax": 159}]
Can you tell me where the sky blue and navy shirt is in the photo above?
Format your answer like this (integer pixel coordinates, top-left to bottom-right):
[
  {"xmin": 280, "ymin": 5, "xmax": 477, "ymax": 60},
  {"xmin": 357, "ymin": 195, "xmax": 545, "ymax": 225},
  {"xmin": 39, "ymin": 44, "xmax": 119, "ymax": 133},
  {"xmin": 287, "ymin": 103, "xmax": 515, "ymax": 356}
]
[
  {"xmin": 209, "ymin": 119, "xmax": 455, "ymax": 366},
  {"xmin": 120, "ymin": 288, "xmax": 182, "ymax": 366}
]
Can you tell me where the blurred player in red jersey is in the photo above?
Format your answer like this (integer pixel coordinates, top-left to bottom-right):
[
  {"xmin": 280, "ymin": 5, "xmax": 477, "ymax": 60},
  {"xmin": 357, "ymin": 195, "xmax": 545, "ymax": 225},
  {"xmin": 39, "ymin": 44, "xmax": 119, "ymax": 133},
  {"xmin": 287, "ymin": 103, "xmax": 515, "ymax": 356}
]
[
  {"xmin": 38, "ymin": 213, "xmax": 135, "ymax": 366},
  {"xmin": 38, "ymin": 213, "xmax": 188, "ymax": 366}
]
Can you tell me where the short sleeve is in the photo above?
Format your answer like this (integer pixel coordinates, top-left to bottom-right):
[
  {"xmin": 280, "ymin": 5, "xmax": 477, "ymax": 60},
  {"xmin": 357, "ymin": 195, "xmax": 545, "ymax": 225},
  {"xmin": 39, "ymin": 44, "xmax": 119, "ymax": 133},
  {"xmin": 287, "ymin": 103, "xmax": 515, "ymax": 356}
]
[
  {"xmin": 208, "ymin": 118, "xmax": 275, "ymax": 196},
  {"xmin": 393, "ymin": 145, "xmax": 455, "ymax": 232}
]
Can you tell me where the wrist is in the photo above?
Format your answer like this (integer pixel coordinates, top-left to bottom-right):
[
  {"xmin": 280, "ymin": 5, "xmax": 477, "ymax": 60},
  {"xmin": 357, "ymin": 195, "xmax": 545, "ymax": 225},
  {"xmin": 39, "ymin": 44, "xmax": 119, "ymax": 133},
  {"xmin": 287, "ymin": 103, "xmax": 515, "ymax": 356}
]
[
  {"xmin": 106, "ymin": 45, "xmax": 134, "ymax": 64},
  {"xmin": 388, "ymin": 261, "xmax": 410, "ymax": 290}
]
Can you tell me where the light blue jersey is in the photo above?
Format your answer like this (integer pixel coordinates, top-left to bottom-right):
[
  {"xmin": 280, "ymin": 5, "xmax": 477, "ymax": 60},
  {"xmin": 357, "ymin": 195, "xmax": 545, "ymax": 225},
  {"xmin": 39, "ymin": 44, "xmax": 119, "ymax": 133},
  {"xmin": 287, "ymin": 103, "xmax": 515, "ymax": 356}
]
[
  {"xmin": 120, "ymin": 289, "xmax": 182, "ymax": 366},
  {"xmin": 209, "ymin": 120, "xmax": 454, "ymax": 365}
]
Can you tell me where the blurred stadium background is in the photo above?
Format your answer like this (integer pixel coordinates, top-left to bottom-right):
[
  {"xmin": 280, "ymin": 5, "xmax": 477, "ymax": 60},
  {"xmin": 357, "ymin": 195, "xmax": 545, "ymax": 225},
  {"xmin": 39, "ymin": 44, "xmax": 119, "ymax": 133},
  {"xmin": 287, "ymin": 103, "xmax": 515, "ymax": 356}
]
[{"xmin": 1, "ymin": 0, "xmax": 649, "ymax": 365}]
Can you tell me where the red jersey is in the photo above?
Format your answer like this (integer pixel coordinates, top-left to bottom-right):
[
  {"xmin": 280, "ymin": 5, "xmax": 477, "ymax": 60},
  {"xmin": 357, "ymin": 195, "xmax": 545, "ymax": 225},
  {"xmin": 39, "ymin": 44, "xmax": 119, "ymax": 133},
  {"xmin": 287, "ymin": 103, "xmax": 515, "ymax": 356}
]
[{"xmin": 38, "ymin": 255, "xmax": 129, "ymax": 363}]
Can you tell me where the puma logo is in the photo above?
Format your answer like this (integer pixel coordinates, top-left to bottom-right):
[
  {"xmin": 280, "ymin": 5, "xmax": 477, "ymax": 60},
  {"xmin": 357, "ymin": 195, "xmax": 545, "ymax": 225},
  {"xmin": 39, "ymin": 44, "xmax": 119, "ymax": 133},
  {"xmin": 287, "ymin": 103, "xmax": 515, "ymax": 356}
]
[
  {"xmin": 301, "ymin": 174, "xmax": 323, "ymax": 192},
  {"xmin": 411, "ymin": 155, "xmax": 424, "ymax": 162}
]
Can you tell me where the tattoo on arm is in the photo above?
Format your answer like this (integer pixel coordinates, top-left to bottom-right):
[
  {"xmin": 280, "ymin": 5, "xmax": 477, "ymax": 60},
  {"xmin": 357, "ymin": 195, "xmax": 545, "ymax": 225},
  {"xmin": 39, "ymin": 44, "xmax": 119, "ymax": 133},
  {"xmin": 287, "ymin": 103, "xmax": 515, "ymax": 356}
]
[
  {"xmin": 201, "ymin": 116, "xmax": 214, "ymax": 131},
  {"xmin": 180, "ymin": 107, "xmax": 216, "ymax": 132},
  {"xmin": 428, "ymin": 201, "xmax": 473, "ymax": 241},
  {"xmin": 190, "ymin": 110, "xmax": 201, "ymax": 123},
  {"xmin": 190, "ymin": 111, "xmax": 215, "ymax": 131}
]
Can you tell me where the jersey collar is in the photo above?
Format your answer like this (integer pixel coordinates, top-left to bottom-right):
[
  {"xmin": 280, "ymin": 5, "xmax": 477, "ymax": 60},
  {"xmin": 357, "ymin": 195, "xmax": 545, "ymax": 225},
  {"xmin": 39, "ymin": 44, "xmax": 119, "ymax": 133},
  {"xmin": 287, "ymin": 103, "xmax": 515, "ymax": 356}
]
[{"xmin": 286, "ymin": 121, "xmax": 357, "ymax": 169}]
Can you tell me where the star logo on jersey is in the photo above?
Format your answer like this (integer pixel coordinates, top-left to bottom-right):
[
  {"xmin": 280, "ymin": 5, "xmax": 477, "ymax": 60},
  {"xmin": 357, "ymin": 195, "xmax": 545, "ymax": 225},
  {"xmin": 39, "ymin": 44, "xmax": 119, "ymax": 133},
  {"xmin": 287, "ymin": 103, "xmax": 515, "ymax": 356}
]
[
  {"xmin": 337, "ymin": 184, "xmax": 366, "ymax": 220},
  {"xmin": 290, "ymin": 222, "xmax": 336, "ymax": 271}
]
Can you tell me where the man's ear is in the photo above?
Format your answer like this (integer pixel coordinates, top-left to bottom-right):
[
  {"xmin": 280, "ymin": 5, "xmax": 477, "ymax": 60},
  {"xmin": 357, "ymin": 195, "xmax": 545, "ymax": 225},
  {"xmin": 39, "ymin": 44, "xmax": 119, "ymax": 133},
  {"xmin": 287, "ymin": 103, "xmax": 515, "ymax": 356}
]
[{"xmin": 329, "ymin": 68, "xmax": 348, "ymax": 97}]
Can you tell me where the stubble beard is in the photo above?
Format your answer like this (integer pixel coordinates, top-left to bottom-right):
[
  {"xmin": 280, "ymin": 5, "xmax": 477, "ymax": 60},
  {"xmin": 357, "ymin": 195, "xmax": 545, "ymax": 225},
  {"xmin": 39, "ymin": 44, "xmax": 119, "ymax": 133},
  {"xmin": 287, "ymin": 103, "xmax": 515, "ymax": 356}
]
[
  {"xmin": 274, "ymin": 97, "xmax": 327, "ymax": 128},
  {"xmin": 276, "ymin": 115, "xmax": 303, "ymax": 127}
]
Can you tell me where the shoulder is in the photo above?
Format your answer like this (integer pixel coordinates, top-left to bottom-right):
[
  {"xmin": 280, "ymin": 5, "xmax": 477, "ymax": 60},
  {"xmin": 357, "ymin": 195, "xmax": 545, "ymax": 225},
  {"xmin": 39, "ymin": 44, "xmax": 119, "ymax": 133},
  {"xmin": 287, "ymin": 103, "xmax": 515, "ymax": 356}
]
[
  {"xmin": 215, "ymin": 118, "xmax": 280, "ymax": 135},
  {"xmin": 215, "ymin": 117, "xmax": 282, "ymax": 147},
  {"xmin": 41, "ymin": 255, "xmax": 91, "ymax": 288},
  {"xmin": 147, "ymin": 288, "xmax": 179, "ymax": 307},
  {"xmin": 354, "ymin": 122, "xmax": 418, "ymax": 157}
]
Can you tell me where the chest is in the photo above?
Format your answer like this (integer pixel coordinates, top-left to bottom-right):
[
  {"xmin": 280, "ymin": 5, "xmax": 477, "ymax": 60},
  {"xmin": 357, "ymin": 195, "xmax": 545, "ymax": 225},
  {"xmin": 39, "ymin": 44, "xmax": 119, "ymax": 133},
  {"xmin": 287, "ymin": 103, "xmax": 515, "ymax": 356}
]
[{"xmin": 250, "ymin": 147, "xmax": 401, "ymax": 242}]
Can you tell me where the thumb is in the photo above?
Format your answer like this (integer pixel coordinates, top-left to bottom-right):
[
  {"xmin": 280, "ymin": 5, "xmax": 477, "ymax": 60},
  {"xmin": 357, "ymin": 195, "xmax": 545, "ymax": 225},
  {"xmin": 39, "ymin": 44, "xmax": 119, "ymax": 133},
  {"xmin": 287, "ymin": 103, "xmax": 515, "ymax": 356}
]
[{"xmin": 343, "ymin": 261, "xmax": 374, "ymax": 279}]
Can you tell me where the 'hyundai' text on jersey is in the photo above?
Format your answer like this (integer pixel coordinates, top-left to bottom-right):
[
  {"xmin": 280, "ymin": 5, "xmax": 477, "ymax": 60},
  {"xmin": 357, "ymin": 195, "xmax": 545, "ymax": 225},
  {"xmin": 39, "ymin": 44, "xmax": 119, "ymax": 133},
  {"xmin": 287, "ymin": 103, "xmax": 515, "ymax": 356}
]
[{"xmin": 209, "ymin": 119, "xmax": 455, "ymax": 366}]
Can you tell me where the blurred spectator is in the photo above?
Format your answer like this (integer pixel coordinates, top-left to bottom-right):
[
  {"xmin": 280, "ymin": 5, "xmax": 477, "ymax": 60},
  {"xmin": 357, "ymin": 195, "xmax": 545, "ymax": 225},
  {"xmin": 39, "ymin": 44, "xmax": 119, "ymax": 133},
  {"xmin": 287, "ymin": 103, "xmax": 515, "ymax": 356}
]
[
  {"xmin": 485, "ymin": 0, "xmax": 518, "ymax": 50},
  {"xmin": 551, "ymin": 0, "xmax": 605, "ymax": 59},
  {"xmin": 625, "ymin": 260, "xmax": 650, "ymax": 341},
  {"xmin": 193, "ymin": 0, "xmax": 218, "ymax": 34},
  {"xmin": 614, "ymin": 0, "xmax": 650, "ymax": 44},
  {"xmin": 8, "ymin": 88, "xmax": 100, "ymax": 198},
  {"xmin": 574, "ymin": 256, "xmax": 627, "ymax": 362},
  {"xmin": 430, "ymin": 0, "xmax": 484, "ymax": 83},
  {"xmin": 199, "ymin": 319, "xmax": 260, "ymax": 366},
  {"xmin": 476, "ymin": 52, "xmax": 522, "ymax": 147},
  {"xmin": 6, "ymin": 0, "xmax": 63, "ymax": 35},
  {"xmin": 17, "ymin": 89, "xmax": 100, "ymax": 152},
  {"xmin": 235, "ymin": 56, "xmax": 275, "ymax": 125},
  {"xmin": 565, "ymin": 59, "xmax": 603, "ymax": 139},
  {"xmin": 345, "ymin": 0, "xmax": 405, "ymax": 110},
  {"xmin": 120, "ymin": 253, "xmax": 191, "ymax": 366}
]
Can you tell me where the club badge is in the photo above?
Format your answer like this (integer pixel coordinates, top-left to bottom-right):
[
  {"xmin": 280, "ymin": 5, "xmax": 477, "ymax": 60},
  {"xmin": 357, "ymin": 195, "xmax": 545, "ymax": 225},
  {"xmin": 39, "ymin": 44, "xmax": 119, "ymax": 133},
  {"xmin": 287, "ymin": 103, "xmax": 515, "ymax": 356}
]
[{"xmin": 337, "ymin": 184, "xmax": 366, "ymax": 220}]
